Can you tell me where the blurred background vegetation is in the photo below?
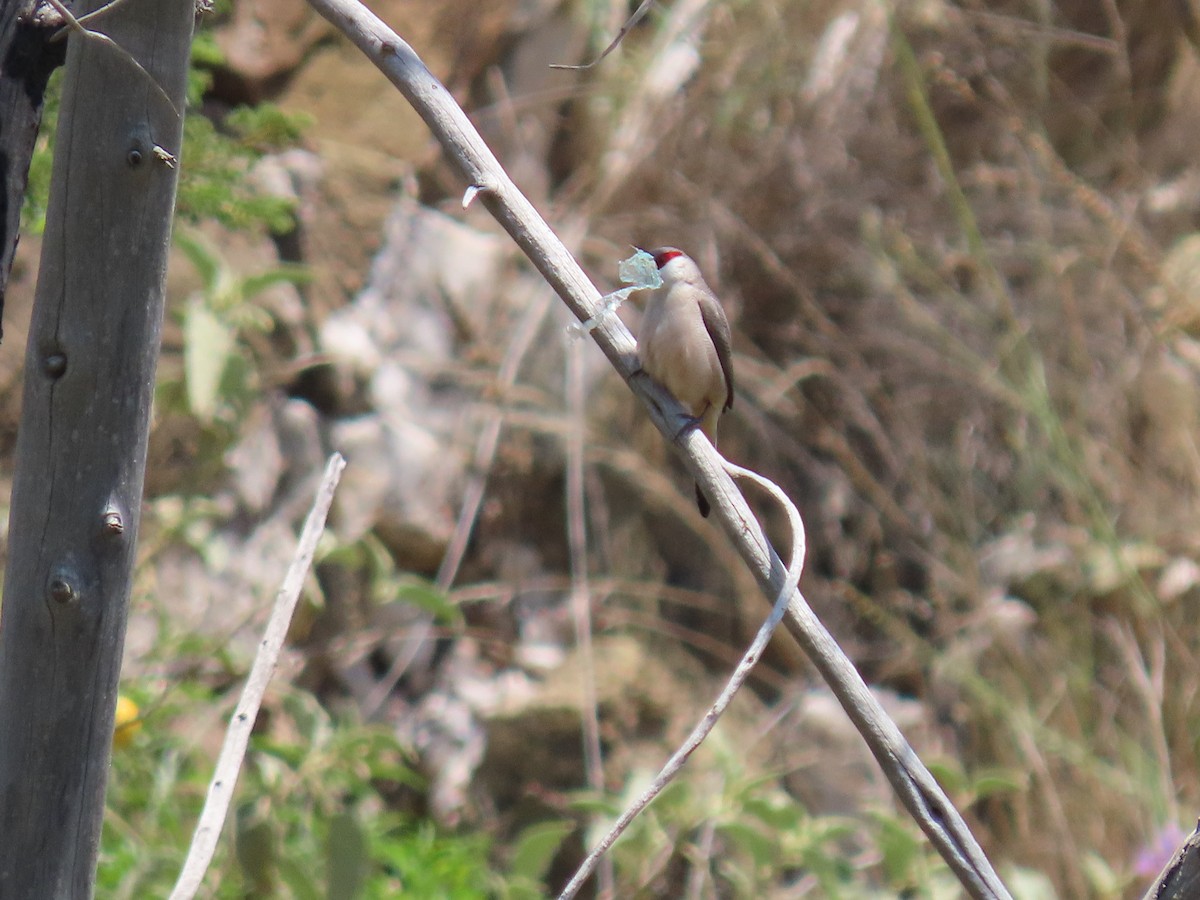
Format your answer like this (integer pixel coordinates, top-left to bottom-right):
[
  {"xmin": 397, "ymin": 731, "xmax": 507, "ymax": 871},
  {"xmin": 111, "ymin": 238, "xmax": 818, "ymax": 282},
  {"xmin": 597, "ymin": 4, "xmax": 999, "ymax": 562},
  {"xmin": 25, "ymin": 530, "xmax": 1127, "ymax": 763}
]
[{"xmin": 9, "ymin": 0, "xmax": 1200, "ymax": 895}]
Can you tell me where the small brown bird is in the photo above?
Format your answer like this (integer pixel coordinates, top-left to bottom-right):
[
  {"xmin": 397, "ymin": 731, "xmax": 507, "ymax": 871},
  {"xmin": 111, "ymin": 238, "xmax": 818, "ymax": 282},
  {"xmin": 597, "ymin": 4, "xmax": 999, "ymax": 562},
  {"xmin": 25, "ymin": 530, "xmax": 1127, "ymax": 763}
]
[{"xmin": 637, "ymin": 247, "xmax": 734, "ymax": 517}]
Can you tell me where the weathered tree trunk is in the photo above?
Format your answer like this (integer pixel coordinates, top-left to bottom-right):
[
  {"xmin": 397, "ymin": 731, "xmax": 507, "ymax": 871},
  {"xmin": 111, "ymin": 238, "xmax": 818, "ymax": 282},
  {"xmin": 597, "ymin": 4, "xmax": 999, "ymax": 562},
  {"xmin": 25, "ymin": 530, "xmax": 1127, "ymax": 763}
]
[
  {"xmin": 0, "ymin": 0, "xmax": 194, "ymax": 894},
  {"xmin": 0, "ymin": 0, "xmax": 68, "ymax": 340}
]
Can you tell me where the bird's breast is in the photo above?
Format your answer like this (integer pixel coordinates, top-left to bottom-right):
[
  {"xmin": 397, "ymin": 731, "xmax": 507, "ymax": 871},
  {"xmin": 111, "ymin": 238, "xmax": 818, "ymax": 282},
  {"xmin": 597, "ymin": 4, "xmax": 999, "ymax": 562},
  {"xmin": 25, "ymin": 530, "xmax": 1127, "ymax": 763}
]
[{"xmin": 639, "ymin": 289, "xmax": 727, "ymax": 416}]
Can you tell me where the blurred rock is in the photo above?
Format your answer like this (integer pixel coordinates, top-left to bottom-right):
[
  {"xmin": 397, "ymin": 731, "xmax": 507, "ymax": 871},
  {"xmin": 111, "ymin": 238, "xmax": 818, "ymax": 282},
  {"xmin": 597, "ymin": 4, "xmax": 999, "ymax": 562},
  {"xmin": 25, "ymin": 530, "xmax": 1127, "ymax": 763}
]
[
  {"xmin": 392, "ymin": 638, "xmax": 537, "ymax": 825},
  {"xmin": 1158, "ymin": 234, "xmax": 1200, "ymax": 329},
  {"xmin": 1158, "ymin": 556, "xmax": 1200, "ymax": 602},
  {"xmin": 329, "ymin": 413, "xmax": 450, "ymax": 572},
  {"xmin": 320, "ymin": 197, "xmax": 509, "ymax": 570},
  {"xmin": 322, "ymin": 197, "xmax": 506, "ymax": 375},
  {"xmin": 226, "ymin": 402, "xmax": 285, "ymax": 515},
  {"xmin": 226, "ymin": 395, "xmax": 325, "ymax": 517},
  {"xmin": 473, "ymin": 636, "xmax": 707, "ymax": 828},
  {"xmin": 133, "ymin": 512, "xmax": 310, "ymax": 667},
  {"xmin": 1130, "ymin": 351, "xmax": 1200, "ymax": 487},
  {"xmin": 978, "ymin": 516, "xmax": 1077, "ymax": 590},
  {"xmin": 211, "ymin": 0, "xmax": 333, "ymax": 103}
]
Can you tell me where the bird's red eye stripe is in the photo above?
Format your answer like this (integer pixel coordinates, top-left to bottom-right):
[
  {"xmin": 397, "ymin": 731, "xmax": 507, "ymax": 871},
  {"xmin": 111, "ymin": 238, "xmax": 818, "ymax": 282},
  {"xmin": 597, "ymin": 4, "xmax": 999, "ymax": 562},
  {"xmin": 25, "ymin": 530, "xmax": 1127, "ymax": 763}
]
[{"xmin": 654, "ymin": 249, "xmax": 683, "ymax": 268}]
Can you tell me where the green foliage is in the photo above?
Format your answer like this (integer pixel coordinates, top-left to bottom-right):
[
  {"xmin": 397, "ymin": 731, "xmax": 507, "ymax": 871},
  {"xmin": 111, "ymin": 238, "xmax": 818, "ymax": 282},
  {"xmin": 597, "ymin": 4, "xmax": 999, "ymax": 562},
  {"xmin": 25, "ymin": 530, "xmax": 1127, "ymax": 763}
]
[
  {"xmin": 21, "ymin": 67, "xmax": 62, "ymax": 235},
  {"xmin": 98, "ymin": 677, "xmax": 226, "ymax": 898},
  {"xmin": 317, "ymin": 532, "xmax": 467, "ymax": 632},
  {"xmin": 102, "ymin": 602, "xmax": 985, "ymax": 899},
  {"xmin": 572, "ymin": 730, "xmax": 958, "ymax": 897},
  {"xmin": 145, "ymin": 227, "xmax": 307, "ymax": 490},
  {"xmin": 508, "ymin": 819, "xmax": 575, "ymax": 883},
  {"xmin": 171, "ymin": 229, "xmax": 306, "ymax": 425},
  {"xmin": 100, "ymin": 654, "xmax": 504, "ymax": 898},
  {"xmin": 367, "ymin": 821, "xmax": 493, "ymax": 899},
  {"xmin": 177, "ymin": 32, "xmax": 309, "ymax": 233},
  {"xmin": 23, "ymin": 30, "xmax": 307, "ymax": 237}
]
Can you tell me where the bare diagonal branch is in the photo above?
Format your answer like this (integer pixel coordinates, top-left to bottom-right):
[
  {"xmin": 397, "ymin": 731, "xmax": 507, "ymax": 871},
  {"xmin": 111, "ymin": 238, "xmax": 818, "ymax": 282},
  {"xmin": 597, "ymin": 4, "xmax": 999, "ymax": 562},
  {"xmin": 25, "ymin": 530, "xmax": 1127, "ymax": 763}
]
[{"xmin": 298, "ymin": 1, "xmax": 1011, "ymax": 896}]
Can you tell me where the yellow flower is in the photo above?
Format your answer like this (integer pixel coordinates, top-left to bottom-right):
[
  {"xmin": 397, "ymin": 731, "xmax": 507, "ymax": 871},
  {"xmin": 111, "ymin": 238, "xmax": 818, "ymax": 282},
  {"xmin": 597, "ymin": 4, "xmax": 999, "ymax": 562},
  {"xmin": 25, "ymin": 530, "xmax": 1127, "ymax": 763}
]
[{"xmin": 113, "ymin": 695, "xmax": 141, "ymax": 749}]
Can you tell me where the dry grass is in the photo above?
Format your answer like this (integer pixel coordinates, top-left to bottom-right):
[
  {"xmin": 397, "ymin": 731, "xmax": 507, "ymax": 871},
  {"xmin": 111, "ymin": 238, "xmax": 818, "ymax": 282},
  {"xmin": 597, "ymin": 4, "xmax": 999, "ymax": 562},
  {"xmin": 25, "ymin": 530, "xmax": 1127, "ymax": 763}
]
[{"xmin": 526, "ymin": 0, "xmax": 1200, "ymax": 892}]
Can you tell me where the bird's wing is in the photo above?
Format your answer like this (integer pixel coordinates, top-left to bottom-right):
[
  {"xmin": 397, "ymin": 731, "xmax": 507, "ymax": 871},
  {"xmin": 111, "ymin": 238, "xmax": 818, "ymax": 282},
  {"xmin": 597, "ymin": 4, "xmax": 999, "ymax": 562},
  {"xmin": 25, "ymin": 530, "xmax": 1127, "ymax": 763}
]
[{"xmin": 699, "ymin": 290, "xmax": 734, "ymax": 410}]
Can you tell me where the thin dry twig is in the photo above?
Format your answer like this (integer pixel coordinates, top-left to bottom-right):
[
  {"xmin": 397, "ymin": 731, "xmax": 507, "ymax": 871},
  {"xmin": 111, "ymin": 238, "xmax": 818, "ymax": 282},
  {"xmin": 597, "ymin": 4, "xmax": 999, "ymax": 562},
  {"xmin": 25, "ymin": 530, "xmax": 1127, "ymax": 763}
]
[
  {"xmin": 1104, "ymin": 619, "xmax": 1176, "ymax": 824},
  {"xmin": 559, "ymin": 460, "xmax": 806, "ymax": 900},
  {"xmin": 299, "ymin": 1, "xmax": 1012, "ymax": 896},
  {"xmin": 550, "ymin": 0, "xmax": 655, "ymax": 70},
  {"xmin": 169, "ymin": 454, "xmax": 346, "ymax": 900},
  {"xmin": 565, "ymin": 335, "xmax": 614, "ymax": 897}
]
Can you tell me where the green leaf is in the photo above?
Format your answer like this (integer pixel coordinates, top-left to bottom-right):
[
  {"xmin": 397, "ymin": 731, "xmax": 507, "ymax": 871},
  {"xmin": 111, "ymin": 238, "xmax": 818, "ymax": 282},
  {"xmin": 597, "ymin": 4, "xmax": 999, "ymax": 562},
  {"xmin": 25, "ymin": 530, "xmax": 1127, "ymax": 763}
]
[
  {"xmin": 970, "ymin": 769, "xmax": 1021, "ymax": 800},
  {"xmin": 183, "ymin": 297, "xmax": 236, "ymax": 422},
  {"xmin": 871, "ymin": 813, "xmax": 923, "ymax": 885},
  {"xmin": 717, "ymin": 820, "xmax": 776, "ymax": 869},
  {"xmin": 741, "ymin": 792, "xmax": 804, "ymax": 831},
  {"xmin": 326, "ymin": 812, "xmax": 368, "ymax": 900},
  {"xmin": 236, "ymin": 812, "xmax": 279, "ymax": 895},
  {"xmin": 228, "ymin": 103, "xmax": 314, "ymax": 150},
  {"xmin": 497, "ymin": 878, "xmax": 546, "ymax": 900},
  {"xmin": 923, "ymin": 757, "xmax": 966, "ymax": 795},
  {"xmin": 565, "ymin": 792, "xmax": 620, "ymax": 817},
  {"xmin": 277, "ymin": 856, "xmax": 324, "ymax": 900},
  {"xmin": 508, "ymin": 820, "xmax": 575, "ymax": 883},
  {"xmin": 397, "ymin": 579, "xmax": 463, "ymax": 626},
  {"xmin": 252, "ymin": 737, "xmax": 307, "ymax": 768},
  {"xmin": 189, "ymin": 31, "xmax": 225, "ymax": 69},
  {"xmin": 241, "ymin": 265, "xmax": 311, "ymax": 299}
]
